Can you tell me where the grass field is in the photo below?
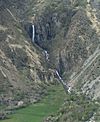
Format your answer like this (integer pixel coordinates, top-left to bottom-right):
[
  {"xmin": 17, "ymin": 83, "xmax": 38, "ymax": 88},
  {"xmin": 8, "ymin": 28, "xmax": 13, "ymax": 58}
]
[{"xmin": 1, "ymin": 85, "xmax": 66, "ymax": 122}]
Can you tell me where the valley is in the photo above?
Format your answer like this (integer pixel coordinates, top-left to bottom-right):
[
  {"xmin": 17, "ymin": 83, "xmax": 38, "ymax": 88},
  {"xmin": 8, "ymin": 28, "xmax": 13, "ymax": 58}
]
[
  {"xmin": 0, "ymin": 0, "xmax": 100, "ymax": 122},
  {"xmin": 0, "ymin": 85, "xmax": 66, "ymax": 122}
]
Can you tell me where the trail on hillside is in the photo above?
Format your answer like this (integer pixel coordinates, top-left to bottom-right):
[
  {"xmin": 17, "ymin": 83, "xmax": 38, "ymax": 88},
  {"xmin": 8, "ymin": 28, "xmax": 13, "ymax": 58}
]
[{"xmin": 68, "ymin": 2, "xmax": 100, "ymax": 89}]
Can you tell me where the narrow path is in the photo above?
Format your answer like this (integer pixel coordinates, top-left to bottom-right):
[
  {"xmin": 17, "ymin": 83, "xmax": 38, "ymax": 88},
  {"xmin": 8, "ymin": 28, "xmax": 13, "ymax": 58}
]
[
  {"xmin": 6, "ymin": 8, "xmax": 24, "ymax": 23},
  {"xmin": 6, "ymin": 8, "xmax": 19, "ymax": 22},
  {"xmin": 68, "ymin": 2, "xmax": 100, "ymax": 88},
  {"xmin": 68, "ymin": 46, "xmax": 100, "ymax": 88}
]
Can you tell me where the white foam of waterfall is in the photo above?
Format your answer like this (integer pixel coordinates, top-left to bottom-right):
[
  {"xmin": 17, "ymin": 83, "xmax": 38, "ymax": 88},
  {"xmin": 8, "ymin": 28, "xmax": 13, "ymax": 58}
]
[
  {"xmin": 44, "ymin": 50, "xmax": 49, "ymax": 61},
  {"xmin": 68, "ymin": 86, "xmax": 71, "ymax": 93},
  {"xmin": 32, "ymin": 25, "xmax": 35, "ymax": 42},
  {"xmin": 55, "ymin": 71, "xmax": 67, "ymax": 86},
  {"xmin": 55, "ymin": 70, "xmax": 63, "ymax": 81},
  {"xmin": 55, "ymin": 70, "xmax": 71, "ymax": 93}
]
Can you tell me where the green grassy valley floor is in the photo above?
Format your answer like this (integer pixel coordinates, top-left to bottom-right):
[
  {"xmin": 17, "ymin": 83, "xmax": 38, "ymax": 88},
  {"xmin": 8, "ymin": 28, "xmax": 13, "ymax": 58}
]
[{"xmin": 1, "ymin": 85, "xmax": 66, "ymax": 122}]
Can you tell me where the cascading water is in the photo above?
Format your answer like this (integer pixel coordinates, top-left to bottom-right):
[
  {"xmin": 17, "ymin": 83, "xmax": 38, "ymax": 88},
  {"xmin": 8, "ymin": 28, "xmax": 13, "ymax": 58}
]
[
  {"xmin": 44, "ymin": 50, "xmax": 49, "ymax": 61},
  {"xmin": 31, "ymin": 24, "xmax": 71, "ymax": 93},
  {"xmin": 32, "ymin": 25, "xmax": 35, "ymax": 42},
  {"xmin": 55, "ymin": 70, "xmax": 67, "ymax": 86},
  {"xmin": 55, "ymin": 70, "xmax": 71, "ymax": 93},
  {"xmin": 68, "ymin": 86, "xmax": 71, "ymax": 93}
]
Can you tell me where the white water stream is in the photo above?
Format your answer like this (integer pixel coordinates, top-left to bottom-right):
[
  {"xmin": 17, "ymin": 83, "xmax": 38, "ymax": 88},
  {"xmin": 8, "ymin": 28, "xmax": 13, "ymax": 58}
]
[
  {"xmin": 55, "ymin": 70, "xmax": 71, "ymax": 93},
  {"xmin": 32, "ymin": 25, "xmax": 35, "ymax": 42},
  {"xmin": 31, "ymin": 24, "xmax": 71, "ymax": 93},
  {"xmin": 44, "ymin": 50, "xmax": 49, "ymax": 61}
]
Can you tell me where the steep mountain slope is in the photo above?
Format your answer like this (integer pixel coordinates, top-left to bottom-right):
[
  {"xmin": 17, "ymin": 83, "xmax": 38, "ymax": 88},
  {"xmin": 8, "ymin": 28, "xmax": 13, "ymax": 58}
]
[
  {"xmin": 43, "ymin": 0, "xmax": 100, "ymax": 121},
  {"xmin": 33, "ymin": 0, "xmax": 100, "ymax": 99},
  {"xmin": 0, "ymin": 0, "xmax": 55, "ymax": 113},
  {"xmin": 0, "ymin": 0, "xmax": 100, "ymax": 121}
]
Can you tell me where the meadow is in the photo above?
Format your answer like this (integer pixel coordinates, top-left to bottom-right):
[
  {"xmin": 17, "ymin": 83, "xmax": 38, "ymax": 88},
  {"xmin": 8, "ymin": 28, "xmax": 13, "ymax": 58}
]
[{"xmin": 1, "ymin": 85, "xmax": 66, "ymax": 122}]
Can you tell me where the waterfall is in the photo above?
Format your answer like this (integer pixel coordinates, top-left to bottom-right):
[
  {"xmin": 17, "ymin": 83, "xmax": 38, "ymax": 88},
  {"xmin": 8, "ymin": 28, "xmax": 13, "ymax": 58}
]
[
  {"xmin": 44, "ymin": 50, "xmax": 49, "ymax": 61},
  {"xmin": 55, "ymin": 70, "xmax": 67, "ymax": 86},
  {"xmin": 32, "ymin": 25, "xmax": 35, "ymax": 42},
  {"xmin": 68, "ymin": 86, "xmax": 71, "ymax": 93},
  {"xmin": 55, "ymin": 70, "xmax": 71, "ymax": 93},
  {"xmin": 55, "ymin": 70, "xmax": 63, "ymax": 81}
]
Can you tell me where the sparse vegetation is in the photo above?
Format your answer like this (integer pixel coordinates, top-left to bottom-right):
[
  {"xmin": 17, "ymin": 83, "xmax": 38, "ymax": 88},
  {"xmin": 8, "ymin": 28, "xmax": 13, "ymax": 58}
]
[
  {"xmin": 47, "ymin": 93, "xmax": 100, "ymax": 122},
  {"xmin": 0, "ymin": 0, "xmax": 100, "ymax": 122}
]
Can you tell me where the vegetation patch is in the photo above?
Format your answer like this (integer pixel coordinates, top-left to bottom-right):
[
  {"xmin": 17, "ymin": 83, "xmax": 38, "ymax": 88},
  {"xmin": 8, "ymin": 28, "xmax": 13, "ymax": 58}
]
[
  {"xmin": 0, "ymin": 85, "xmax": 66, "ymax": 122},
  {"xmin": 47, "ymin": 92, "xmax": 100, "ymax": 122}
]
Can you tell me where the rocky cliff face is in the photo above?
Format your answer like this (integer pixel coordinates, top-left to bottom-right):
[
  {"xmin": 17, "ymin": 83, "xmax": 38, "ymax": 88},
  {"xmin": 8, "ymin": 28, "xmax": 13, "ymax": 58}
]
[
  {"xmin": 0, "ymin": 0, "xmax": 100, "ymax": 121},
  {"xmin": 0, "ymin": 0, "xmax": 55, "ymax": 109},
  {"xmin": 33, "ymin": 0, "xmax": 100, "ymax": 99}
]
